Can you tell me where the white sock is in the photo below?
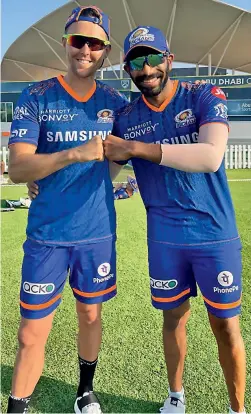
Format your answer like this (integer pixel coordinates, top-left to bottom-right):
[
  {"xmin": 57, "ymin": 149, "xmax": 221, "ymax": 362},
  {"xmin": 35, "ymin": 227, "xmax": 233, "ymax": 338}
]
[
  {"xmin": 169, "ymin": 387, "xmax": 185, "ymax": 402},
  {"xmin": 229, "ymin": 407, "xmax": 246, "ymax": 414}
]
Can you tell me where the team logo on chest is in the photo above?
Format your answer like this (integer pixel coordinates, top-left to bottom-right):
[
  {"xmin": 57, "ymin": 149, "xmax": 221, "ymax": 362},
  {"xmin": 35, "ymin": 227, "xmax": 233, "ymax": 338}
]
[
  {"xmin": 97, "ymin": 109, "xmax": 114, "ymax": 123},
  {"xmin": 174, "ymin": 109, "xmax": 196, "ymax": 128}
]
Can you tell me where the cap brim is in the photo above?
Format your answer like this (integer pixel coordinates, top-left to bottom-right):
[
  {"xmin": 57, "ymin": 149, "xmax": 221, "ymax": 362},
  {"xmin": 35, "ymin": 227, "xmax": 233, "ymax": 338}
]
[{"xmin": 124, "ymin": 43, "xmax": 165, "ymax": 61}]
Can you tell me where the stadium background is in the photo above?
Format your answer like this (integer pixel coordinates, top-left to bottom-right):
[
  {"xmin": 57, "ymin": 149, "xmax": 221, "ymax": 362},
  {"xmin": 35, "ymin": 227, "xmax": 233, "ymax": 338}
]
[{"xmin": 1, "ymin": 71, "xmax": 251, "ymax": 147}]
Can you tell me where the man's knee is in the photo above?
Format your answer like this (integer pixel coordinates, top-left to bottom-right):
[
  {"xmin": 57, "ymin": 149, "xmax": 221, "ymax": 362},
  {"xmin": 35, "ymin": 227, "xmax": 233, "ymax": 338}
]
[
  {"xmin": 18, "ymin": 323, "xmax": 49, "ymax": 348},
  {"xmin": 163, "ymin": 300, "xmax": 190, "ymax": 331},
  {"xmin": 209, "ymin": 314, "xmax": 242, "ymax": 347},
  {"xmin": 77, "ymin": 302, "xmax": 102, "ymax": 326},
  {"xmin": 17, "ymin": 313, "xmax": 54, "ymax": 349}
]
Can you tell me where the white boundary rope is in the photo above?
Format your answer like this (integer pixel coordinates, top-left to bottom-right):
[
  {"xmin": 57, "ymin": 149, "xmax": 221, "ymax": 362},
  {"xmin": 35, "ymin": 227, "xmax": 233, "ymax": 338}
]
[{"xmin": 227, "ymin": 179, "xmax": 251, "ymax": 182}]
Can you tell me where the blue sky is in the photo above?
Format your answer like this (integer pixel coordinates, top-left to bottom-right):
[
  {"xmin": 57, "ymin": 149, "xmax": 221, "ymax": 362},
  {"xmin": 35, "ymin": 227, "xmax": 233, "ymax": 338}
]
[{"xmin": 2, "ymin": 0, "xmax": 251, "ymax": 62}]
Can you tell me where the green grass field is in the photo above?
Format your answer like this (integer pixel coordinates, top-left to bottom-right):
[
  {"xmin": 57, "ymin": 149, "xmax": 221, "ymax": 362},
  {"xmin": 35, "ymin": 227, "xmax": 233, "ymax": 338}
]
[{"xmin": 1, "ymin": 169, "xmax": 251, "ymax": 413}]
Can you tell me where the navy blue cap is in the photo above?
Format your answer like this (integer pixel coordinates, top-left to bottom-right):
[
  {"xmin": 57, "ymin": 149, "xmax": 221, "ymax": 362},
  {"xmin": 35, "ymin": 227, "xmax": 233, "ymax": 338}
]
[
  {"xmin": 65, "ymin": 5, "xmax": 110, "ymax": 39},
  {"xmin": 124, "ymin": 26, "xmax": 170, "ymax": 60}
]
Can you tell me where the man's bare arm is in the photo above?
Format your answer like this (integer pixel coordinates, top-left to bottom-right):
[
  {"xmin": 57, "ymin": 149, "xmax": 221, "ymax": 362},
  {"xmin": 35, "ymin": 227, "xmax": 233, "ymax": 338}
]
[{"xmin": 9, "ymin": 136, "xmax": 104, "ymax": 183}]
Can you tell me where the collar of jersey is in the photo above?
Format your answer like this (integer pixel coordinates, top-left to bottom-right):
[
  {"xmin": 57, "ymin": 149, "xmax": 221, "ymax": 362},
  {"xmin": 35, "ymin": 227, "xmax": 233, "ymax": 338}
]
[
  {"xmin": 57, "ymin": 75, "xmax": 96, "ymax": 102},
  {"xmin": 142, "ymin": 80, "xmax": 179, "ymax": 112}
]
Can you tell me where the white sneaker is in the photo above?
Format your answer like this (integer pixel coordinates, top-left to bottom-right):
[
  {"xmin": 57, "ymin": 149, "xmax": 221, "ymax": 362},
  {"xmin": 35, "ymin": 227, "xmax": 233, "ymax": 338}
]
[
  {"xmin": 160, "ymin": 396, "xmax": 185, "ymax": 413},
  {"xmin": 229, "ymin": 408, "xmax": 246, "ymax": 414},
  {"xmin": 74, "ymin": 391, "xmax": 102, "ymax": 413},
  {"xmin": 20, "ymin": 197, "xmax": 31, "ymax": 208}
]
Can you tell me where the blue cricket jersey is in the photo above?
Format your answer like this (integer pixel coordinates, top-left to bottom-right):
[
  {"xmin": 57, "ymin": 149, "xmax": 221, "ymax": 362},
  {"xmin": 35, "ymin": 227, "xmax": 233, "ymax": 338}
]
[
  {"xmin": 9, "ymin": 76, "xmax": 128, "ymax": 245},
  {"xmin": 113, "ymin": 81, "xmax": 239, "ymax": 246}
]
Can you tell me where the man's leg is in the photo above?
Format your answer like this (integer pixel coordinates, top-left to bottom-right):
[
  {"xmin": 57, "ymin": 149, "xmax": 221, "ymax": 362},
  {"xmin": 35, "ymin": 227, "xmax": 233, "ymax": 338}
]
[
  {"xmin": 208, "ymin": 314, "xmax": 246, "ymax": 413},
  {"xmin": 70, "ymin": 240, "xmax": 117, "ymax": 413},
  {"xmin": 148, "ymin": 241, "xmax": 197, "ymax": 413},
  {"xmin": 192, "ymin": 238, "xmax": 245, "ymax": 412},
  {"xmin": 163, "ymin": 300, "xmax": 190, "ymax": 393},
  {"xmin": 76, "ymin": 302, "xmax": 102, "ymax": 396},
  {"xmin": 7, "ymin": 239, "xmax": 69, "ymax": 413},
  {"xmin": 8, "ymin": 313, "xmax": 55, "ymax": 413}
]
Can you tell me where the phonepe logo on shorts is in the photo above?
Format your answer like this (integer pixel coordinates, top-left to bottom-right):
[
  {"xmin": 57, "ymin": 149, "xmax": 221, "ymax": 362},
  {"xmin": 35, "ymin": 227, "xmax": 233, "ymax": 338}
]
[
  {"xmin": 39, "ymin": 108, "xmax": 78, "ymax": 122},
  {"xmin": 214, "ymin": 271, "xmax": 238, "ymax": 294},
  {"xmin": 23, "ymin": 282, "xmax": 55, "ymax": 295},
  {"xmin": 93, "ymin": 263, "xmax": 114, "ymax": 283},
  {"xmin": 150, "ymin": 278, "xmax": 178, "ymax": 290},
  {"xmin": 124, "ymin": 121, "xmax": 159, "ymax": 140}
]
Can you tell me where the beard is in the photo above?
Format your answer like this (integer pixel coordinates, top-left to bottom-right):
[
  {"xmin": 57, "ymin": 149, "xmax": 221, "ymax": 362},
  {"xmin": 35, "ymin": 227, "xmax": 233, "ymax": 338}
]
[{"xmin": 133, "ymin": 67, "xmax": 169, "ymax": 97}]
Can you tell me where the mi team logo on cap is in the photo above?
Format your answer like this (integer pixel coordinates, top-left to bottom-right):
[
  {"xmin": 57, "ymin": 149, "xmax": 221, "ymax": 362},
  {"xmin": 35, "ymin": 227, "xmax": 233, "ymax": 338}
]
[
  {"xmin": 129, "ymin": 27, "xmax": 154, "ymax": 46},
  {"xmin": 97, "ymin": 109, "xmax": 114, "ymax": 123}
]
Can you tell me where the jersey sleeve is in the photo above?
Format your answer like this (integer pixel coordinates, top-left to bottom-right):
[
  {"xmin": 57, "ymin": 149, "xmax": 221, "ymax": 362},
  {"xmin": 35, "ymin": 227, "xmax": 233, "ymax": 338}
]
[
  {"xmin": 196, "ymin": 85, "xmax": 229, "ymax": 129},
  {"xmin": 9, "ymin": 88, "xmax": 40, "ymax": 147}
]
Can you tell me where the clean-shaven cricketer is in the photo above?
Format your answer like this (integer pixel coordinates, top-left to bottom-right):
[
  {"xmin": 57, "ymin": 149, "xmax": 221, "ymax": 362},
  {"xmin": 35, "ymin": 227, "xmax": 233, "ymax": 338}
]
[
  {"xmin": 103, "ymin": 26, "xmax": 246, "ymax": 414},
  {"xmin": 7, "ymin": 6, "xmax": 127, "ymax": 414}
]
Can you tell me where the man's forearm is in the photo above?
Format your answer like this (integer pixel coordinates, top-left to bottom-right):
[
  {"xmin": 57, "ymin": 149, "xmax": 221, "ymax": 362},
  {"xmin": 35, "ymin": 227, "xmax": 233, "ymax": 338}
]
[
  {"xmin": 159, "ymin": 143, "xmax": 221, "ymax": 172},
  {"xmin": 9, "ymin": 149, "xmax": 76, "ymax": 183},
  {"xmin": 130, "ymin": 141, "xmax": 162, "ymax": 163},
  {"xmin": 130, "ymin": 141, "xmax": 221, "ymax": 173},
  {"xmin": 9, "ymin": 135, "xmax": 103, "ymax": 183}
]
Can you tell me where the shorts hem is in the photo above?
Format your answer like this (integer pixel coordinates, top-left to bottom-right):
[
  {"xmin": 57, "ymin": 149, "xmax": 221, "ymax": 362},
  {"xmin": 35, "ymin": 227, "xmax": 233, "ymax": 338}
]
[
  {"xmin": 20, "ymin": 298, "xmax": 61, "ymax": 319},
  {"xmin": 151, "ymin": 292, "xmax": 195, "ymax": 310},
  {"xmin": 205, "ymin": 304, "xmax": 241, "ymax": 319},
  {"xmin": 73, "ymin": 290, "xmax": 117, "ymax": 305}
]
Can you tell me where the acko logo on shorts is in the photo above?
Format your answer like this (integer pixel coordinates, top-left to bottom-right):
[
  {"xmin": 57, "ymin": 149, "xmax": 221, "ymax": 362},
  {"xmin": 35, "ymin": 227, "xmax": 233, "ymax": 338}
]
[
  {"xmin": 150, "ymin": 278, "xmax": 178, "ymax": 290},
  {"xmin": 23, "ymin": 282, "xmax": 55, "ymax": 295}
]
